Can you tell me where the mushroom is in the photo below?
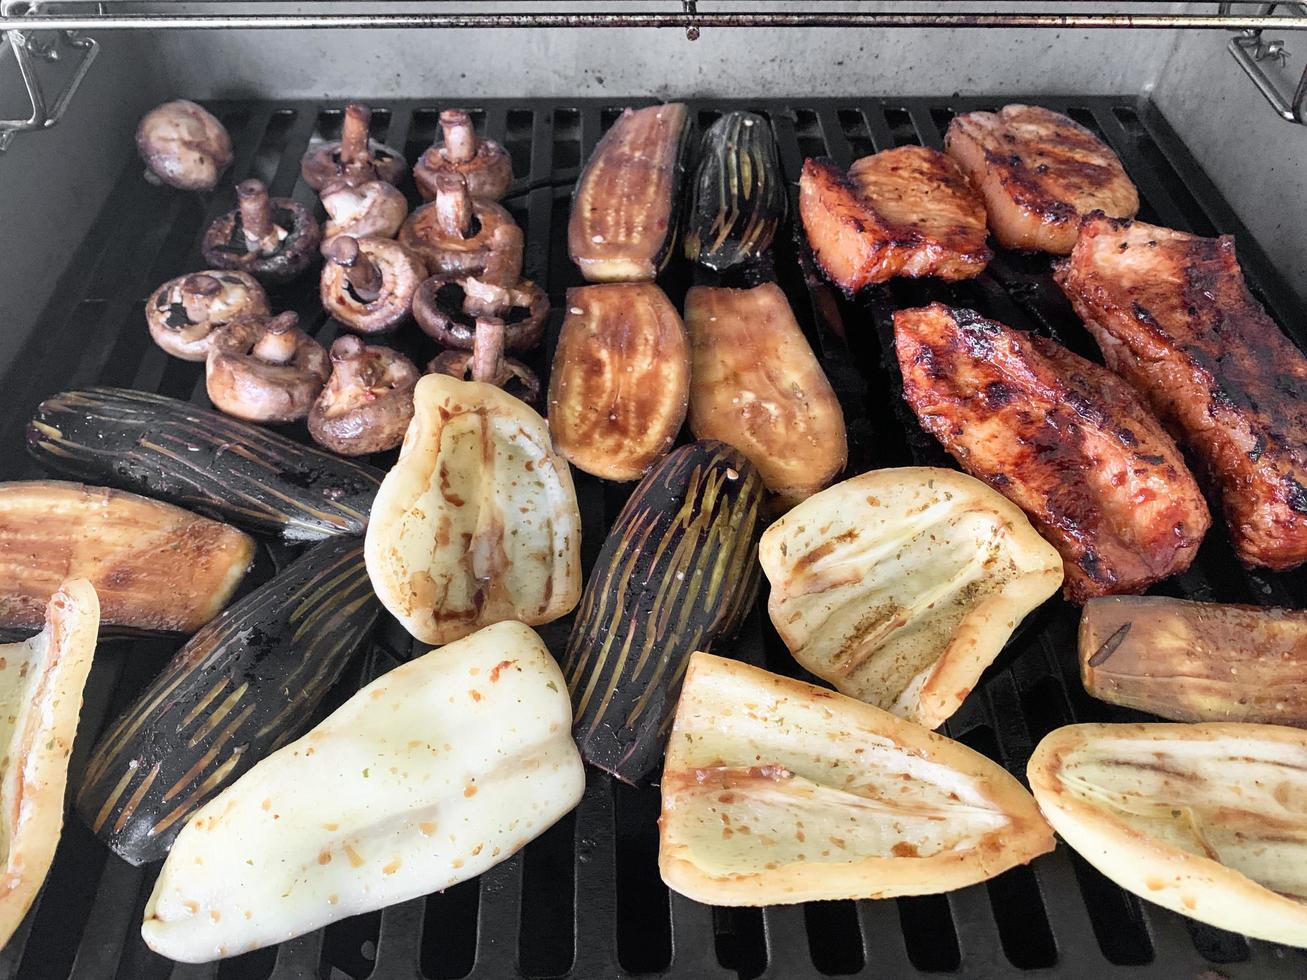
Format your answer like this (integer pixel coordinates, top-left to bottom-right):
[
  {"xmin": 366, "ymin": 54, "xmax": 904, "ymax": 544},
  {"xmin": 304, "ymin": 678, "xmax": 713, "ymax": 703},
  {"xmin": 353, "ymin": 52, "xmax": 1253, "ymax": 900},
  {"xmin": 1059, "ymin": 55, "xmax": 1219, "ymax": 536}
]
[
  {"xmin": 428, "ymin": 316, "xmax": 541, "ymax": 405},
  {"xmin": 412, "ymin": 274, "xmax": 548, "ymax": 352},
  {"xmin": 205, "ymin": 312, "xmax": 330, "ymax": 423},
  {"xmin": 320, "ymin": 236, "xmax": 426, "ymax": 334},
  {"xmin": 398, "ymin": 172, "xmax": 524, "ymax": 285},
  {"xmin": 145, "ymin": 271, "xmax": 270, "ymax": 361},
  {"xmin": 413, "ymin": 109, "xmax": 514, "ymax": 202},
  {"xmin": 320, "ymin": 179, "xmax": 409, "ymax": 251},
  {"xmin": 301, "ymin": 103, "xmax": 408, "ymax": 191},
  {"xmin": 308, "ymin": 336, "xmax": 421, "ymax": 456},
  {"xmin": 202, "ymin": 179, "xmax": 322, "ymax": 284},
  {"xmin": 136, "ymin": 100, "xmax": 233, "ymax": 191}
]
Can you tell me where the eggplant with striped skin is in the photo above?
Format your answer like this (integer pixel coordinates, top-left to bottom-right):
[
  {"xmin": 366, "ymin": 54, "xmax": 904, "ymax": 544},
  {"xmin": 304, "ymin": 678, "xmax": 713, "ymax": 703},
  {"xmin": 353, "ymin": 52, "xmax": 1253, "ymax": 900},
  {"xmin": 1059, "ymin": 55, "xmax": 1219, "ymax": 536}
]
[
  {"xmin": 683, "ymin": 112, "xmax": 787, "ymax": 271},
  {"xmin": 548, "ymin": 283, "xmax": 690, "ymax": 483},
  {"xmin": 27, "ymin": 388, "xmax": 382, "ymax": 543},
  {"xmin": 76, "ymin": 537, "xmax": 378, "ymax": 865},
  {"xmin": 0, "ymin": 481, "xmax": 254, "ymax": 634},
  {"xmin": 568, "ymin": 104, "xmax": 689, "ymax": 282},
  {"xmin": 563, "ymin": 441, "xmax": 765, "ymax": 784}
]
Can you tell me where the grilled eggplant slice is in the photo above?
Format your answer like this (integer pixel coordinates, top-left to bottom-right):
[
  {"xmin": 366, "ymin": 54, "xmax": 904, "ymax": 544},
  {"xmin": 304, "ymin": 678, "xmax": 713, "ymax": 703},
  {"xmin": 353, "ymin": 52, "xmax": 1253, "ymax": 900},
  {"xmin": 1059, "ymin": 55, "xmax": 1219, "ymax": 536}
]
[
  {"xmin": 0, "ymin": 481, "xmax": 254, "ymax": 634},
  {"xmin": 685, "ymin": 283, "xmax": 846, "ymax": 503},
  {"xmin": 0, "ymin": 581, "xmax": 98, "ymax": 948},
  {"xmin": 683, "ymin": 112, "xmax": 787, "ymax": 271},
  {"xmin": 1081, "ymin": 597, "xmax": 1307, "ymax": 726},
  {"xmin": 76, "ymin": 537, "xmax": 378, "ymax": 865},
  {"xmin": 27, "ymin": 388, "xmax": 382, "ymax": 543},
  {"xmin": 143, "ymin": 621, "xmax": 584, "ymax": 963},
  {"xmin": 660, "ymin": 653, "xmax": 1055, "ymax": 906},
  {"xmin": 365, "ymin": 373, "xmax": 582, "ymax": 646},
  {"xmin": 563, "ymin": 441, "xmax": 764, "ymax": 784},
  {"xmin": 548, "ymin": 283, "xmax": 690, "ymax": 482},
  {"xmin": 568, "ymin": 103, "xmax": 689, "ymax": 282},
  {"xmin": 1029, "ymin": 722, "xmax": 1307, "ymax": 948},
  {"xmin": 759, "ymin": 468, "xmax": 1063, "ymax": 728}
]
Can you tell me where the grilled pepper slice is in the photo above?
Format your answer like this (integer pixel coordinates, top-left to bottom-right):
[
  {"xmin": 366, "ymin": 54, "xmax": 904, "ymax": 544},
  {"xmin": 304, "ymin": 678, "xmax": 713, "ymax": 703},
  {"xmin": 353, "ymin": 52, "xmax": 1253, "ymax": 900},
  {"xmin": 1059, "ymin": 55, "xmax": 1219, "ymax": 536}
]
[
  {"xmin": 77, "ymin": 537, "xmax": 378, "ymax": 865},
  {"xmin": 568, "ymin": 103, "xmax": 689, "ymax": 282},
  {"xmin": 0, "ymin": 481, "xmax": 253, "ymax": 634},
  {"xmin": 563, "ymin": 441, "xmax": 764, "ymax": 784},
  {"xmin": 365, "ymin": 373, "xmax": 582, "ymax": 645},
  {"xmin": 1081, "ymin": 596, "xmax": 1307, "ymax": 726},
  {"xmin": 660, "ymin": 653, "xmax": 1055, "ymax": 906},
  {"xmin": 142, "ymin": 620, "xmax": 584, "ymax": 963}
]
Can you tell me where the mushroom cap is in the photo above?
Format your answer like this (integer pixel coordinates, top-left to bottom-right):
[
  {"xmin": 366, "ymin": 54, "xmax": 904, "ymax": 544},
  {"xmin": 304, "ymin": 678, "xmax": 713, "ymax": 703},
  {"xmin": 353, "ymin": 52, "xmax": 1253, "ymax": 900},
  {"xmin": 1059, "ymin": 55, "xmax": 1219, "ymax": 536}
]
[
  {"xmin": 308, "ymin": 336, "xmax": 421, "ymax": 456},
  {"xmin": 397, "ymin": 199, "xmax": 524, "ymax": 285},
  {"xmin": 301, "ymin": 140, "xmax": 408, "ymax": 191},
  {"xmin": 412, "ymin": 274, "xmax": 548, "ymax": 352},
  {"xmin": 145, "ymin": 270, "xmax": 269, "ymax": 362},
  {"xmin": 136, "ymin": 99, "xmax": 233, "ymax": 191},
  {"xmin": 413, "ymin": 140, "xmax": 514, "ymax": 202},
  {"xmin": 205, "ymin": 313, "xmax": 330, "ymax": 423},
  {"xmin": 320, "ymin": 236, "xmax": 427, "ymax": 335},
  {"xmin": 201, "ymin": 196, "xmax": 322, "ymax": 284},
  {"xmin": 321, "ymin": 180, "xmax": 409, "ymax": 249},
  {"xmin": 427, "ymin": 349, "xmax": 541, "ymax": 406}
]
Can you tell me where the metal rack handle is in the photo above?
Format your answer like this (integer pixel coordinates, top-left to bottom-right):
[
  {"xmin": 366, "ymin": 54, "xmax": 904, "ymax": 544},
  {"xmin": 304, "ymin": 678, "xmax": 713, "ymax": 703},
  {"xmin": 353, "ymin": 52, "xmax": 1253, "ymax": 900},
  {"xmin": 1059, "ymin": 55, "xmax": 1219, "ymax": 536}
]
[{"xmin": 1226, "ymin": 2, "xmax": 1307, "ymax": 122}]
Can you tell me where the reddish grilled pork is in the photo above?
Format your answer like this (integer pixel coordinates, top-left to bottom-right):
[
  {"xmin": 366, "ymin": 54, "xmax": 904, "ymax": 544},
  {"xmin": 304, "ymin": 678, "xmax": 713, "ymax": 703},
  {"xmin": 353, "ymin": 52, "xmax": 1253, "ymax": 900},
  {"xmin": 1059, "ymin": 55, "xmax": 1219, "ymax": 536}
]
[{"xmin": 895, "ymin": 303, "xmax": 1210, "ymax": 601}]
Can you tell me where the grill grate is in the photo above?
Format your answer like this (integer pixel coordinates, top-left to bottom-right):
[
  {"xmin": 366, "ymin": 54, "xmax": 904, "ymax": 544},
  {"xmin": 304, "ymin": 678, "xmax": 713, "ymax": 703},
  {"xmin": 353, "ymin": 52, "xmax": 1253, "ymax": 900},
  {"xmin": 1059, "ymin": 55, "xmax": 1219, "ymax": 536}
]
[{"xmin": 3, "ymin": 96, "xmax": 1307, "ymax": 980}]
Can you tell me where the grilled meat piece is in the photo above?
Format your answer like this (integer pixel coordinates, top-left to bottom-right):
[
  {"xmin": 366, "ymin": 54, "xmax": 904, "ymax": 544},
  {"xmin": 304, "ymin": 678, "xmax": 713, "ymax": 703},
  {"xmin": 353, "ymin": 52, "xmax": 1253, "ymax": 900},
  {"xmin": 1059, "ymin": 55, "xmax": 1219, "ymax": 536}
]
[
  {"xmin": 799, "ymin": 150, "xmax": 990, "ymax": 292},
  {"xmin": 1057, "ymin": 215, "xmax": 1307, "ymax": 570},
  {"xmin": 944, "ymin": 105, "xmax": 1139, "ymax": 254},
  {"xmin": 895, "ymin": 303, "xmax": 1210, "ymax": 601}
]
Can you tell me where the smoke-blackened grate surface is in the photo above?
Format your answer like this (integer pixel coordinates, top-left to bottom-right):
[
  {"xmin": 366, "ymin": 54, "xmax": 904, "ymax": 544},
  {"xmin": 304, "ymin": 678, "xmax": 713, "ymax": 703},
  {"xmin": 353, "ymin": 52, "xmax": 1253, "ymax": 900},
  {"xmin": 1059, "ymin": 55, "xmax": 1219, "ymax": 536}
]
[{"xmin": 2, "ymin": 96, "xmax": 1306, "ymax": 980}]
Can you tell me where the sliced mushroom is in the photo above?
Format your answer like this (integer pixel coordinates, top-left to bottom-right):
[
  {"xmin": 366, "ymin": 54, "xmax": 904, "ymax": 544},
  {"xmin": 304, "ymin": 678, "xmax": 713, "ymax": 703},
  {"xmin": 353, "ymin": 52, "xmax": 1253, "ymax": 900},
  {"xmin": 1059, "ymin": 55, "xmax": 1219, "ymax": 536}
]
[
  {"xmin": 320, "ymin": 236, "xmax": 426, "ymax": 335},
  {"xmin": 428, "ymin": 316, "xmax": 541, "ymax": 405},
  {"xmin": 301, "ymin": 103, "xmax": 408, "ymax": 191},
  {"xmin": 201, "ymin": 180, "xmax": 322, "ymax": 284},
  {"xmin": 412, "ymin": 274, "xmax": 547, "ymax": 351},
  {"xmin": 413, "ymin": 109, "xmax": 514, "ymax": 202},
  {"xmin": 398, "ymin": 173, "xmax": 524, "ymax": 285},
  {"xmin": 136, "ymin": 100, "xmax": 233, "ymax": 191},
  {"xmin": 320, "ymin": 179, "xmax": 409, "ymax": 251},
  {"xmin": 145, "ymin": 271, "xmax": 270, "ymax": 362},
  {"xmin": 308, "ymin": 336, "xmax": 421, "ymax": 456},
  {"xmin": 206, "ymin": 312, "xmax": 330, "ymax": 423}
]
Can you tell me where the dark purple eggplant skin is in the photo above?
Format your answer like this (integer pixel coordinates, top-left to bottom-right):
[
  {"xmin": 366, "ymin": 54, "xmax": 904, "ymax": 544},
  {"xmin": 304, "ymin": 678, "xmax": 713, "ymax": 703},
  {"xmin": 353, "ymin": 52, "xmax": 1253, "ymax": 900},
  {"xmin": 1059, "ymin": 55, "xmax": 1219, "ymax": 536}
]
[
  {"xmin": 562, "ymin": 440, "xmax": 765, "ymax": 785},
  {"xmin": 75, "ymin": 536, "xmax": 378, "ymax": 865},
  {"xmin": 26, "ymin": 387, "xmax": 381, "ymax": 543}
]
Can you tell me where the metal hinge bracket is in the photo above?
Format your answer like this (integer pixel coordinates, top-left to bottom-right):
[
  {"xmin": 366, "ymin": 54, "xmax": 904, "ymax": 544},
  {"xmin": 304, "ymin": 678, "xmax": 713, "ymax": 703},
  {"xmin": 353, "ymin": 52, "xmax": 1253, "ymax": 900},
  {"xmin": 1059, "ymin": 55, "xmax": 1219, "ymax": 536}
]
[
  {"xmin": 0, "ymin": 1, "xmax": 98, "ymax": 152},
  {"xmin": 1224, "ymin": 1, "xmax": 1307, "ymax": 123}
]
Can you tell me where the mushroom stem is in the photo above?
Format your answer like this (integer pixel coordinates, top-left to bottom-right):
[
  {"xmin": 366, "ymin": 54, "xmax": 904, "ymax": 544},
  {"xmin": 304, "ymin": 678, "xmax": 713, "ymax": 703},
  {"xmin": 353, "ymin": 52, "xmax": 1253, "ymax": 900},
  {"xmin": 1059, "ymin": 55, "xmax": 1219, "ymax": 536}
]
[
  {"xmin": 340, "ymin": 103, "xmax": 372, "ymax": 166},
  {"xmin": 330, "ymin": 334, "xmax": 380, "ymax": 388},
  {"xmin": 434, "ymin": 173, "xmax": 474, "ymax": 239},
  {"xmin": 461, "ymin": 276, "xmax": 511, "ymax": 318},
  {"xmin": 179, "ymin": 274, "xmax": 222, "ymax": 323},
  {"xmin": 251, "ymin": 312, "xmax": 301, "ymax": 364},
  {"xmin": 237, "ymin": 180, "xmax": 282, "ymax": 255},
  {"xmin": 440, "ymin": 110, "xmax": 478, "ymax": 164},
  {"xmin": 326, "ymin": 236, "xmax": 384, "ymax": 303},
  {"xmin": 470, "ymin": 316, "xmax": 507, "ymax": 385}
]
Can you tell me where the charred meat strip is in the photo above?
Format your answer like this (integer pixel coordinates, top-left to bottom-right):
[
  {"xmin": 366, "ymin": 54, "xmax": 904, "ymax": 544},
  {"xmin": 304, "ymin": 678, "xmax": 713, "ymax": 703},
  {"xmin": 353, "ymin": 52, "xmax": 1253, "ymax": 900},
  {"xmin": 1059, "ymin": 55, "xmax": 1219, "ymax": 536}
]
[
  {"xmin": 799, "ymin": 147, "xmax": 991, "ymax": 293},
  {"xmin": 1057, "ymin": 214, "xmax": 1307, "ymax": 570},
  {"xmin": 895, "ymin": 303, "xmax": 1210, "ymax": 601},
  {"xmin": 944, "ymin": 104, "xmax": 1139, "ymax": 254}
]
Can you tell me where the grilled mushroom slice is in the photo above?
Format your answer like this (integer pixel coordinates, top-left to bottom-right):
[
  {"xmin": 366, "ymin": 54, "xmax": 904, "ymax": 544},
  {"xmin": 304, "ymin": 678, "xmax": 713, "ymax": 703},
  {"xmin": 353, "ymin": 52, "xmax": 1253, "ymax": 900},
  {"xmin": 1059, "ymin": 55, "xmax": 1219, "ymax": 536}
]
[
  {"xmin": 399, "ymin": 173, "xmax": 524, "ymax": 285},
  {"xmin": 145, "ymin": 271, "xmax": 269, "ymax": 362},
  {"xmin": 136, "ymin": 99, "xmax": 233, "ymax": 191},
  {"xmin": 300, "ymin": 103, "xmax": 408, "ymax": 191},
  {"xmin": 428, "ymin": 316, "xmax": 541, "ymax": 405},
  {"xmin": 206, "ymin": 312, "xmax": 330, "ymax": 423},
  {"xmin": 202, "ymin": 179, "xmax": 322, "ymax": 284},
  {"xmin": 412, "ymin": 274, "xmax": 548, "ymax": 351},
  {"xmin": 320, "ymin": 178, "xmax": 409, "ymax": 250},
  {"xmin": 321, "ymin": 235, "xmax": 426, "ymax": 334},
  {"xmin": 308, "ymin": 336, "xmax": 420, "ymax": 456},
  {"xmin": 414, "ymin": 109, "xmax": 514, "ymax": 202}
]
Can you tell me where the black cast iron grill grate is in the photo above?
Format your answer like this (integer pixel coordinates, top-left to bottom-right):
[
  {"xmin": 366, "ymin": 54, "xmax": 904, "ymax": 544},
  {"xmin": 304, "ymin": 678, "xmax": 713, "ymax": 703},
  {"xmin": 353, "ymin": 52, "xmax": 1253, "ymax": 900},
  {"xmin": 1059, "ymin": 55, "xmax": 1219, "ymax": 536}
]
[{"xmin": 2, "ymin": 95, "xmax": 1306, "ymax": 980}]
